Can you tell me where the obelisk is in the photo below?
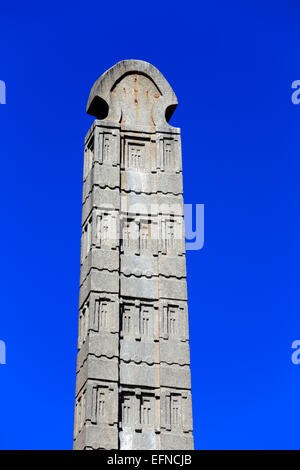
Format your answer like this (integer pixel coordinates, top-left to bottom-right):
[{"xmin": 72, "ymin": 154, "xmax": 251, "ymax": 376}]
[{"xmin": 73, "ymin": 60, "xmax": 194, "ymax": 450}]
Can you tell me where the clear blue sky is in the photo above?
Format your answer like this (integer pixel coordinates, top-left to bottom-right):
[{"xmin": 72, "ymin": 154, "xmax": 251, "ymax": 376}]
[{"xmin": 1, "ymin": 0, "xmax": 300, "ymax": 450}]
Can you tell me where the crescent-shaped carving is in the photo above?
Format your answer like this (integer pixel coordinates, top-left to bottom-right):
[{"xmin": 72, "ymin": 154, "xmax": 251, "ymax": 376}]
[{"xmin": 87, "ymin": 59, "xmax": 178, "ymax": 127}]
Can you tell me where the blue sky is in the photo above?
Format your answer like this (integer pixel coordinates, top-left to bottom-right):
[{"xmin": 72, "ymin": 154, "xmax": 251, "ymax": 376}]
[{"xmin": 1, "ymin": 0, "xmax": 300, "ymax": 450}]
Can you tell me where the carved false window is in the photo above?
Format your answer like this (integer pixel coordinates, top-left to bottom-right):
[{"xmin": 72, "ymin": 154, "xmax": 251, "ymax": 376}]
[
  {"xmin": 81, "ymin": 392, "xmax": 86, "ymax": 430},
  {"xmin": 91, "ymin": 385, "xmax": 112, "ymax": 425},
  {"xmin": 96, "ymin": 213, "xmax": 114, "ymax": 249},
  {"xmin": 161, "ymin": 216, "xmax": 177, "ymax": 255},
  {"xmin": 78, "ymin": 302, "xmax": 89, "ymax": 348},
  {"xmin": 139, "ymin": 394, "xmax": 155, "ymax": 427},
  {"xmin": 129, "ymin": 145, "xmax": 142, "ymax": 170},
  {"xmin": 75, "ymin": 397, "xmax": 81, "ymax": 435},
  {"xmin": 96, "ymin": 215, "xmax": 101, "ymax": 247},
  {"xmin": 121, "ymin": 394, "xmax": 133, "ymax": 426},
  {"xmin": 139, "ymin": 304, "xmax": 153, "ymax": 338},
  {"xmin": 171, "ymin": 395, "xmax": 181, "ymax": 429},
  {"xmin": 160, "ymin": 215, "xmax": 184, "ymax": 255},
  {"xmin": 98, "ymin": 131, "xmax": 118, "ymax": 166},
  {"xmin": 141, "ymin": 311, "xmax": 149, "ymax": 336},
  {"xmin": 139, "ymin": 221, "xmax": 152, "ymax": 254},
  {"xmin": 75, "ymin": 390, "xmax": 86, "ymax": 435},
  {"xmin": 122, "ymin": 141, "xmax": 145, "ymax": 171},
  {"xmin": 121, "ymin": 305, "xmax": 133, "ymax": 336},
  {"xmin": 141, "ymin": 397, "xmax": 151, "ymax": 425},
  {"xmin": 98, "ymin": 392, "xmax": 106, "ymax": 421},
  {"xmin": 140, "ymin": 222, "xmax": 149, "ymax": 250},
  {"xmin": 166, "ymin": 220, "xmax": 175, "ymax": 251},
  {"xmin": 101, "ymin": 216, "xmax": 110, "ymax": 244},
  {"xmin": 122, "ymin": 221, "xmax": 131, "ymax": 250},
  {"xmin": 158, "ymin": 137, "xmax": 178, "ymax": 172},
  {"xmin": 93, "ymin": 298, "xmax": 110, "ymax": 332},
  {"xmin": 121, "ymin": 219, "xmax": 138, "ymax": 253},
  {"xmin": 168, "ymin": 306, "xmax": 177, "ymax": 336},
  {"xmin": 103, "ymin": 136, "xmax": 110, "ymax": 162},
  {"xmin": 99, "ymin": 301, "xmax": 108, "ymax": 331},
  {"xmin": 163, "ymin": 141, "xmax": 172, "ymax": 170},
  {"xmin": 81, "ymin": 217, "xmax": 92, "ymax": 261},
  {"xmin": 84, "ymin": 138, "xmax": 93, "ymax": 178},
  {"xmin": 162, "ymin": 304, "xmax": 178, "ymax": 339}
]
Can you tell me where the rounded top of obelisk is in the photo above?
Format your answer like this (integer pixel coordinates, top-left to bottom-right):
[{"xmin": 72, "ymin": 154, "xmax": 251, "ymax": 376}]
[{"xmin": 86, "ymin": 59, "xmax": 178, "ymax": 127}]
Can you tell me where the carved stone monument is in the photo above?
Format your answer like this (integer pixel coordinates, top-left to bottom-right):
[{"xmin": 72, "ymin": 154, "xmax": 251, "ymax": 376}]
[{"xmin": 73, "ymin": 60, "xmax": 194, "ymax": 450}]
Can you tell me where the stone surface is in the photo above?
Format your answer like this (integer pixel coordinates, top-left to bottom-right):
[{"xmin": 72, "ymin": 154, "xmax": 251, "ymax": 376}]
[{"xmin": 73, "ymin": 60, "xmax": 194, "ymax": 450}]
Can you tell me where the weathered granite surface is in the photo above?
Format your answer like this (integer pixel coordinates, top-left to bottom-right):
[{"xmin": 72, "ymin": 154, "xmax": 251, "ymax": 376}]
[{"xmin": 73, "ymin": 60, "xmax": 194, "ymax": 450}]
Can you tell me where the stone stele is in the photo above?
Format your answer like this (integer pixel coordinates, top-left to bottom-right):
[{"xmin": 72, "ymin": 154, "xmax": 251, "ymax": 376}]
[{"xmin": 73, "ymin": 60, "xmax": 194, "ymax": 450}]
